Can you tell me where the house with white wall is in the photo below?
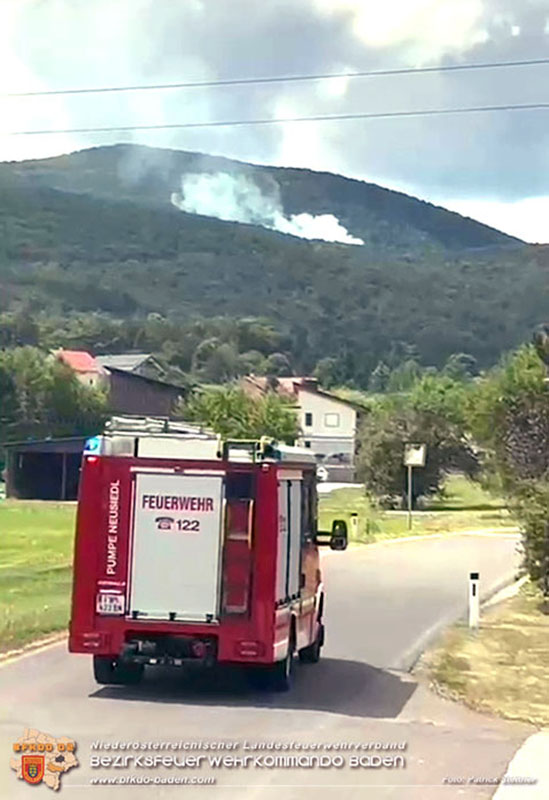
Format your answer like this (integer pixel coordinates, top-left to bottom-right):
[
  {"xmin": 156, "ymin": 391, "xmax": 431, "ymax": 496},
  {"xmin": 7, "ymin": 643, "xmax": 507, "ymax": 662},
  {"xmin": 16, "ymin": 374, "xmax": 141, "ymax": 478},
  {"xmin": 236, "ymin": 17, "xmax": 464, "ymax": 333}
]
[{"xmin": 241, "ymin": 376, "xmax": 361, "ymax": 482}]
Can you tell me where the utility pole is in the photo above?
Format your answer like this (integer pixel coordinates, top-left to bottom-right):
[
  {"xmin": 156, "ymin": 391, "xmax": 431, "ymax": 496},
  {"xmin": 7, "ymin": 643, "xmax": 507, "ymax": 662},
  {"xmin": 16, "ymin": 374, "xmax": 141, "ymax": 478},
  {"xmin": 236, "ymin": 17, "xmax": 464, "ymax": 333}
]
[
  {"xmin": 407, "ymin": 464, "xmax": 413, "ymax": 530},
  {"xmin": 541, "ymin": 368, "xmax": 549, "ymax": 603}
]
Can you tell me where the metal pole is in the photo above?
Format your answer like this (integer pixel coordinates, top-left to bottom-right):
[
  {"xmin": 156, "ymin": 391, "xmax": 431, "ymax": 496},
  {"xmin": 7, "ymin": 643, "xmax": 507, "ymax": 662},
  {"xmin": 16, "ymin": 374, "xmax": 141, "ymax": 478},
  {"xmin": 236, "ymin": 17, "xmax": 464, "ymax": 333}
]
[
  {"xmin": 61, "ymin": 452, "xmax": 67, "ymax": 501},
  {"xmin": 407, "ymin": 464, "xmax": 412, "ymax": 530},
  {"xmin": 544, "ymin": 520, "xmax": 549, "ymax": 601}
]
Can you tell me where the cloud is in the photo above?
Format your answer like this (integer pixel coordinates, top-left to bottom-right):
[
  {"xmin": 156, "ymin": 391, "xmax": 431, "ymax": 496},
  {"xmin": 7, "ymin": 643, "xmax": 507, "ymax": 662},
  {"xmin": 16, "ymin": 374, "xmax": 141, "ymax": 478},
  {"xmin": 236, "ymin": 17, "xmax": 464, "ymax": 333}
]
[
  {"xmin": 313, "ymin": 0, "xmax": 487, "ymax": 59},
  {"xmin": 442, "ymin": 196, "xmax": 549, "ymax": 243}
]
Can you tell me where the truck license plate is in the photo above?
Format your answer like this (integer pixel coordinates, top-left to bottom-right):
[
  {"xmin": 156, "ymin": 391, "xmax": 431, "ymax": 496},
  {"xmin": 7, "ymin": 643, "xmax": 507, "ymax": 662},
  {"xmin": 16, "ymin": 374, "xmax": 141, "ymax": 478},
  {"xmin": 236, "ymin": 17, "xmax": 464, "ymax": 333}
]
[{"xmin": 96, "ymin": 593, "xmax": 125, "ymax": 615}]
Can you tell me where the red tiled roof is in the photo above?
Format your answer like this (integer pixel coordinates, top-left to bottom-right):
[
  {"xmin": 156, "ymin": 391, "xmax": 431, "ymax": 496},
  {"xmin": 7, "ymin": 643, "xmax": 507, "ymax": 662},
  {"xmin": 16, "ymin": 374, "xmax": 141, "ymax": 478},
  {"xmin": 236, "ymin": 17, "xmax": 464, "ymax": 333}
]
[
  {"xmin": 57, "ymin": 350, "xmax": 100, "ymax": 373},
  {"xmin": 240, "ymin": 374, "xmax": 362, "ymax": 410}
]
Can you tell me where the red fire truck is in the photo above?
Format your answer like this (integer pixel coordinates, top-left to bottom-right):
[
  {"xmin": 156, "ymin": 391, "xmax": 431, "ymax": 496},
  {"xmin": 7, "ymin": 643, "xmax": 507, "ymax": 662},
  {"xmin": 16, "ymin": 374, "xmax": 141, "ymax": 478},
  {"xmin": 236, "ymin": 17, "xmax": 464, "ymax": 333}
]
[{"xmin": 69, "ymin": 418, "xmax": 347, "ymax": 691}]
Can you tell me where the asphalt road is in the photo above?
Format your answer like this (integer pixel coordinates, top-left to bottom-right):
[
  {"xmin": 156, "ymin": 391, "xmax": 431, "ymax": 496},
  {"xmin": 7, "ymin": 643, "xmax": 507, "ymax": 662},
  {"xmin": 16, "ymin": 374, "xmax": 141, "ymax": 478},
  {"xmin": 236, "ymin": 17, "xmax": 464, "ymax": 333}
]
[{"xmin": 1, "ymin": 532, "xmax": 533, "ymax": 799}]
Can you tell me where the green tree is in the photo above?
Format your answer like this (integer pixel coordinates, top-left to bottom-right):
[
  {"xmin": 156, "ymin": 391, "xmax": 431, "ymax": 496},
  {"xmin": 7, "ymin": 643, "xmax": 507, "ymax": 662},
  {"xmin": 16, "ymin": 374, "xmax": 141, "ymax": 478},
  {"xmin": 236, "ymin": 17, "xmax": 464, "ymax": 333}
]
[
  {"xmin": 443, "ymin": 352, "xmax": 477, "ymax": 381},
  {"xmin": 237, "ymin": 350, "xmax": 267, "ymax": 375},
  {"xmin": 368, "ymin": 360, "xmax": 391, "ymax": 393},
  {"xmin": 0, "ymin": 311, "xmax": 40, "ymax": 348},
  {"xmin": 0, "ymin": 363, "xmax": 18, "ymax": 441},
  {"xmin": 200, "ymin": 343, "xmax": 240, "ymax": 383},
  {"xmin": 0, "ymin": 347, "xmax": 108, "ymax": 440},
  {"xmin": 468, "ymin": 344, "xmax": 549, "ymax": 583},
  {"xmin": 1, "ymin": 347, "xmax": 51, "ymax": 432},
  {"xmin": 180, "ymin": 386, "xmax": 298, "ymax": 443},
  {"xmin": 236, "ymin": 319, "xmax": 281, "ymax": 355},
  {"xmin": 386, "ymin": 359, "xmax": 423, "ymax": 393},
  {"xmin": 357, "ymin": 374, "xmax": 478, "ymax": 508},
  {"xmin": 314, "ymin": 357, "xmax": 342, "ymax": 389},
  {"xmin": 409, "ymin": 373, "xmax": 469, "ymax": 426},
  {"xmin": 46, "ymin": 360, "xmax": 108, "ymax": 436},
  {"xmin": 264, "ymin": 352, "xmax": 293, "ymax": 377},
  {"xmin": 468, "ymin": 345, "xmax": 549, "ymax": 487}
]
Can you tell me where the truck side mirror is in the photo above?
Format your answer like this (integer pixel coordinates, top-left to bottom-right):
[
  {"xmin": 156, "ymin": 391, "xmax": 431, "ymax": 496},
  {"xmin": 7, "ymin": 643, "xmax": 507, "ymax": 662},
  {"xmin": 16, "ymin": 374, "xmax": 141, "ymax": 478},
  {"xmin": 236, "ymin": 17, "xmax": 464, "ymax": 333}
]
[
  {"xmin": 330, "ymin": 519, "xmax": 348, "ymax": 551},
  {"xmin": 315, "ymin": 519, "xmax": 348, "ymax": 549}
]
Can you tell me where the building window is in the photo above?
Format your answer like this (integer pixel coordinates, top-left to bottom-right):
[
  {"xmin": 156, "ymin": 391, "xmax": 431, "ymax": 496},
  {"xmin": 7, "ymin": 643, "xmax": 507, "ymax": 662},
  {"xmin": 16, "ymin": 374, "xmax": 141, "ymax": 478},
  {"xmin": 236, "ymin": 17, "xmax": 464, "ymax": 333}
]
[
  {"xmin": 324, "ymin": 412, "xmax": 340, "ymax": 428},
  {"xmin": 305, "ymin": 412, "xmax": 313, "ymax": 427},
  {"xmin": 304, "ymin": 441, "xmax": 311, "ymax": 448}
]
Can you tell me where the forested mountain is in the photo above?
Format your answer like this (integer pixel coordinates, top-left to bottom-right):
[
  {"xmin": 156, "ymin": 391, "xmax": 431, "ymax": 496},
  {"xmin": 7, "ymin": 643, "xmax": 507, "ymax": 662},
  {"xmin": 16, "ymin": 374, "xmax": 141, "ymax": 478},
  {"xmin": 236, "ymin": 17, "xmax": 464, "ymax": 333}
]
[
  {"xmin": 0, "ymin": 144, "xmax": 543, "ymax": 387},
  {"xmin": 4, "ymin": 144, "xmax": 520, "ymax": 250}
]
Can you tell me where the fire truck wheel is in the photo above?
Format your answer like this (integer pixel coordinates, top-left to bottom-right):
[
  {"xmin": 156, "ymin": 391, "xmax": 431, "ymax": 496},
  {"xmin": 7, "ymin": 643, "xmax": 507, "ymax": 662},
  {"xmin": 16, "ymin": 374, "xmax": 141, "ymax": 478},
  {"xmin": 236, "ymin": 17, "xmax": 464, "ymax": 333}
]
[
  {"xmin": 93, "ymin": 656, "xmax": 144, "ymax": 686},
  {"xmin": 298, "ymin": 623, "xmax": 324, "ymax": 664},
  {"xmin": 267, "ymin": 649, "xmax": 294, "ymax": 691},
  {"xmin": 267, "ymin": 626, "xmax": 296, "ymax": 692}
]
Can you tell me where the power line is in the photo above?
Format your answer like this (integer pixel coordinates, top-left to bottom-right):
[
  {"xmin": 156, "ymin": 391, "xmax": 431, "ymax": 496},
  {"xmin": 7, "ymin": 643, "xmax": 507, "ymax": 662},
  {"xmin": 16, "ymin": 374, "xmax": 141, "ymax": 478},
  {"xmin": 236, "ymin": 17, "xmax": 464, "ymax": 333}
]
[
  {"xmin": 4, "ymin": 57, "xmax": 549, "ymax": 99},
  {"xmin": 7, "ymin": 101, "xmax": 549, "ymax": 136}
]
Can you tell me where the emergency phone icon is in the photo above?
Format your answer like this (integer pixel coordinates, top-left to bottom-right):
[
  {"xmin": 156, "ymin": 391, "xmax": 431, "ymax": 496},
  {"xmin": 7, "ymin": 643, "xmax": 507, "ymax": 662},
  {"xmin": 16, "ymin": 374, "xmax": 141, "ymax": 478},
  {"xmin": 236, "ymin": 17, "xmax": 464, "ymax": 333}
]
[{"xmin": 155, "ymin": 516, "xmax": 175, "ymax": 531}]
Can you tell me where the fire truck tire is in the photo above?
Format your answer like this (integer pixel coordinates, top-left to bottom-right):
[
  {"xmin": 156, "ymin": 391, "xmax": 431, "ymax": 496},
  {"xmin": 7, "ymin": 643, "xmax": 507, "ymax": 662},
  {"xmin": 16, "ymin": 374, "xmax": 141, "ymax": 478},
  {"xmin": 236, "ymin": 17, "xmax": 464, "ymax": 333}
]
[
  {"xmin": 93, "ymin": 656, "xmax": 144, "ymax": 686},
  {"xmin": 267, "ymin": 627, "xmax": 295, "ymax": 691},
  {"xmin": 298, "ymin": 622, "xmax": 324, "ymax": 664},
  {"xmin": 267, "ymin": 649, "xmax": 294, "ymax": 691}
]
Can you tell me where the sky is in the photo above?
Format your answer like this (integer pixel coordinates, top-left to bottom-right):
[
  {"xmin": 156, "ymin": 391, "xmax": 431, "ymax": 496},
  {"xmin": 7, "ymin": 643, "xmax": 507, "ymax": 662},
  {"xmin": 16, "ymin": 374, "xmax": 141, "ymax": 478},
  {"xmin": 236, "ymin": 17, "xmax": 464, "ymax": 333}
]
[{"xmin": 1, "ymin": 0, "xmax": 549, "ymax": 242}]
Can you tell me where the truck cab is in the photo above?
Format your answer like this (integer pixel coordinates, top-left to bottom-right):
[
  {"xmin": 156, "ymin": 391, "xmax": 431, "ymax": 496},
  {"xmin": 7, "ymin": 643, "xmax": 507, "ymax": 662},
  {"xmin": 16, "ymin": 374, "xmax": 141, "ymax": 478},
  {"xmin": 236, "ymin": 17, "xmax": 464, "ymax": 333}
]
[{"xmin": 69, "ymin": 417, "xmax": 347, "ymax": 691}]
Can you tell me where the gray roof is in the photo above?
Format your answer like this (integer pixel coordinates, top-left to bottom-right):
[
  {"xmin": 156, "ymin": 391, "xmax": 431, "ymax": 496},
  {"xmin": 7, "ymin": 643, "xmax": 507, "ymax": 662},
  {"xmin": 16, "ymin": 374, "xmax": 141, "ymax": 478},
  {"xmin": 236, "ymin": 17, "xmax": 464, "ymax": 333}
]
[{"xmin": 96, "ymin": 353, "xmax": 154, "ymax": 372}]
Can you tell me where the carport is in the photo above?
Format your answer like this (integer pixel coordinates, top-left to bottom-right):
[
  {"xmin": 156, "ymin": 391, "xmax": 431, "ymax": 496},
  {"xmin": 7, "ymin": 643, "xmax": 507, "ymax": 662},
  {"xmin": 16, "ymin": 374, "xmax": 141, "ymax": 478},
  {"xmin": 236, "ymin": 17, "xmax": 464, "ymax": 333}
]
[{"xmin": 3, "ymin": 437, "xmax": 88, "ymax": 500}]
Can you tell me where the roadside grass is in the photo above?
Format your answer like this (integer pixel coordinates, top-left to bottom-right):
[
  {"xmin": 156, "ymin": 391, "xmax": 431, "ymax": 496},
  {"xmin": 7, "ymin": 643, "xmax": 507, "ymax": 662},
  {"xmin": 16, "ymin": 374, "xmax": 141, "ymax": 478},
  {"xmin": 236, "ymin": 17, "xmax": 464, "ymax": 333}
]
[
  {"xmin": 0, "ymin": 502, "xmax": 76, "ymax": 652},
  {"xmin": 417, "ymin": 581, "xmax": 549, "ymax": 726},
  {"xmin": 0, "ymin": 475, "xmax": 511, "ymax": 652},
  {"xmin": 318, "ymin": 474, "xmax": 512, "ymax": 543}
]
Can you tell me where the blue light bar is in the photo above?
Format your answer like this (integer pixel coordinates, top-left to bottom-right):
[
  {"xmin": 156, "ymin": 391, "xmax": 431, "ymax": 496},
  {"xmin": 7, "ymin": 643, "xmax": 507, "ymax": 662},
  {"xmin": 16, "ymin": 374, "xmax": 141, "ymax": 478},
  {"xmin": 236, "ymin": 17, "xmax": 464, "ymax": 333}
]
[{"xmin": 84, "ymin": 436, "xmax": 102, "ymax": 455}]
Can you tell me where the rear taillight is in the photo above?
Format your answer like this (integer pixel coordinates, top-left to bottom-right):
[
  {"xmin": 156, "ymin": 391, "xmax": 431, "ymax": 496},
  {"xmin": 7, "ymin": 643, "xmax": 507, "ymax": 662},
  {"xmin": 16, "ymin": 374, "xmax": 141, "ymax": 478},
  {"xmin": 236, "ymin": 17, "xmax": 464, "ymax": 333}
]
[
  {"xmin": 222, "ymin": 499, "xmax": 253, "ymax": 615},
  {"xmin": 72, "ymin": 631, "xmax": 110, "ymax": 650},
  {"xmin": 235, "ymin": 640, "xmax": 265, "ymax": 657}
]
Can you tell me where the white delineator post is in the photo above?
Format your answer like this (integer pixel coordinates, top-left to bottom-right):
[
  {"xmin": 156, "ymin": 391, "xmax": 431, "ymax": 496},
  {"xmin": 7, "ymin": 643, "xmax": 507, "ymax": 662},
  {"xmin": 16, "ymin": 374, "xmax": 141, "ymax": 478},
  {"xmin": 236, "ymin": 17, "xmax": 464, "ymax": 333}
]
[
  {"xmin": 350, "ymin": 512, "xmax": 358, "ymax": 540},
  {"xmin": 469, "ymin": 571, "xmax": 480, "ymax": 629}
]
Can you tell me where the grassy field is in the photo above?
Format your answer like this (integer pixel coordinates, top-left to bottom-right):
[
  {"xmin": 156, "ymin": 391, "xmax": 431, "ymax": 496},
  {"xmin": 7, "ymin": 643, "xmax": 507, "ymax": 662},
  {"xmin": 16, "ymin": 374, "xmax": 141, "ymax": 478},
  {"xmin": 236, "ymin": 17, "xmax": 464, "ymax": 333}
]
[
  {"xmin": 318, "ymin": 475, "xmax": 512, "ymax": 542},
  {"xmin": 0, "ymin": 502, "xmax": 76, "ymax": 652},
  {"xmin": 419, "ymin": 582, "xmax": 549, "ymax": 726}
]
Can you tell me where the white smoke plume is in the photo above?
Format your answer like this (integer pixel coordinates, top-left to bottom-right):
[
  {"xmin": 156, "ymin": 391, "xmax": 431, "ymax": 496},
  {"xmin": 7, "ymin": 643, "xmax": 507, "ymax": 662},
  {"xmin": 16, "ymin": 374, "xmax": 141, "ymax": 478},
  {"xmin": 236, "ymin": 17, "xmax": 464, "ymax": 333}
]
[{"xmin": 171, "ymin": 171, "xmax": 364, "ymax": 245}]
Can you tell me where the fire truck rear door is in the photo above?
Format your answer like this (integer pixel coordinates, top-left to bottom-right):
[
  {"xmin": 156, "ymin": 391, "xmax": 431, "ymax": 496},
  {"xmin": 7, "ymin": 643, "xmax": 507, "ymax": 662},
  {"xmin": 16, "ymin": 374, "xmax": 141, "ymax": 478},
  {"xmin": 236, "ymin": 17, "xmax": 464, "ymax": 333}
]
[
  {"xmin": 128, "ymin": 472, "xmax": 224, "ymax": 621},
  {"xmin": 276, "ymin": 473, "xmax": 302, "ymax": 603}
]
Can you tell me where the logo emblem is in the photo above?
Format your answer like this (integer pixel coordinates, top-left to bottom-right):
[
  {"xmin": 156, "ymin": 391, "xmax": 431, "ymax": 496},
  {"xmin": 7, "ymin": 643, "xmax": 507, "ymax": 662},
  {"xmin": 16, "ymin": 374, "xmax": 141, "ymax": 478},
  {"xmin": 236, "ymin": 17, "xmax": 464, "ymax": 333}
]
[
  {"xmin": 22, "ymin": 755, "xmax": 45, "ymax": 785},
  {"xmin": 11, "ymin": 728, "xmax": 79, "ymax": 791}
]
